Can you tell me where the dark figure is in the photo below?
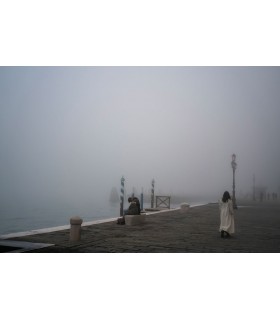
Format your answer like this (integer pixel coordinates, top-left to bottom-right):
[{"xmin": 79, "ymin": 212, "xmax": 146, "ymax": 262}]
[
  {"xmin": 133, "ymin": 197, "xmax": 141, "ymax": 214},
  {"xmin": 124, "ymin": 197, "xmax": 139, "ymax": 215}
]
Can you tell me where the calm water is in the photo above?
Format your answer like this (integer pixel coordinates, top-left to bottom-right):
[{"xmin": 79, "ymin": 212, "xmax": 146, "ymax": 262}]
[{"xmin": 0, "ymin": 195, "xmax": 216, "ymax": 236}]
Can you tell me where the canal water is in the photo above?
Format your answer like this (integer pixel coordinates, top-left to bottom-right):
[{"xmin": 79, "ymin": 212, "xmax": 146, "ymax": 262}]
[{"xmin": 0, "ymin": 195, "xmax": 217, "ymax": 236}]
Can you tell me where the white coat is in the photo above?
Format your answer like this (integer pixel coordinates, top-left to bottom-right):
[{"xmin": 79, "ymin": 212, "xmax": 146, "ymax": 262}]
[{"xmin": 219, "ymin": 199, "xmax": 235, "ymax": 234}]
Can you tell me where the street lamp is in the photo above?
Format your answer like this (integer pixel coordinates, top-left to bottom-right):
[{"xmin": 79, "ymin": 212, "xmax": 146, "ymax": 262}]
[{"xmin": 231, "ymin": 154, "xmax": 238, "ymax": 209}]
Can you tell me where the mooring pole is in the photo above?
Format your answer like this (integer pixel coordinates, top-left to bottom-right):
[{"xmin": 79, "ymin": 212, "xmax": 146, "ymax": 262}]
[
  {"xmin": 120, "ymin": 176, "xmax": 125, "ymax": 216},
  {"xmin": 151, "ymin": 179, "xmax": 155, "ymax": 208},
  {"xmin": 141, "ymin": 187, "xmax": 144, "ymax": 211},
  {"xmin": 253, "ymin": 174, "xmax": 256, "ymax": 201}
]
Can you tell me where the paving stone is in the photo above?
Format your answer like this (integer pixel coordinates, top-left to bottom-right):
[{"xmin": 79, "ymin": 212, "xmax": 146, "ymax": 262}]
[{"xmin": 6, "ymin": 200, "xmax": 280, "ymax": 253}]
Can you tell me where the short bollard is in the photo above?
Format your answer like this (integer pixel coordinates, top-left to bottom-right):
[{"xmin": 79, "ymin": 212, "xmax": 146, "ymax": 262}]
[
  {"xmin": 70, "ymin": 216, "xmax": 83, "ymax": 241},
  {"xmin": 125, "ymin": 214, "xmax": 146, "ymax": 226},
  {"xmin": 180, "ymin": 203, "xmax": 190, "ymax": 213}
]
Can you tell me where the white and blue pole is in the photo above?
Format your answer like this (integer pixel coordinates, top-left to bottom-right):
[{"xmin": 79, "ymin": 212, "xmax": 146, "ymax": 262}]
[
  {"xmin": 120, "ymin": 176, "xmax": 125, "ymax": 216},
  {"xmin": 151, "ymin": 179, "xmax": 155, "ymax": 208}
]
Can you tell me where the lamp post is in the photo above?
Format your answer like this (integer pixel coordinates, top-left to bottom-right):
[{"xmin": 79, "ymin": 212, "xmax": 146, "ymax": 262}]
[{"xmin": 231, "ymin": 154, "xmax": 237, "ymax": 209}]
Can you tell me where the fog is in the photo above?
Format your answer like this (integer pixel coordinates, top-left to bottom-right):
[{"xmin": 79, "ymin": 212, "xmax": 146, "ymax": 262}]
[{"xmin": 1, "ymin": 67, "xmax": 280, "ymax": 213}]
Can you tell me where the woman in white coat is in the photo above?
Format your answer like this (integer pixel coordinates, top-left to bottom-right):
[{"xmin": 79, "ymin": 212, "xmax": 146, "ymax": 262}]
[{"xmin": 219, "ymin": 191, "xmax": 235, "ymax": 238}]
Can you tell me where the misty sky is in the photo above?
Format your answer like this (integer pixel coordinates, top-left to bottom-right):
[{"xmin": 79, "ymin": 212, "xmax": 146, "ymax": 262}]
[{"xmin": 0, "ymin": 67, "xmax": 280, "ymax": 209}]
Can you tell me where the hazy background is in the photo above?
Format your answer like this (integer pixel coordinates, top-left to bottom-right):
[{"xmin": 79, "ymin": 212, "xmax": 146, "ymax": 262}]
[
  {"xmin": 1, "ymin": 2, "xmax": 280, "ymax": 319},
  {"xmin": 1, "ymin": 67, "xmax": 280, "ymax": 217}
]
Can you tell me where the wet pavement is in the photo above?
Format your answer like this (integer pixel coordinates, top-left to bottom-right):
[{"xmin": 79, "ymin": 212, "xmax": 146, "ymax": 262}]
[{"xmin": 3, "ymin": 200, "xmax": 280, "ymax": 253}]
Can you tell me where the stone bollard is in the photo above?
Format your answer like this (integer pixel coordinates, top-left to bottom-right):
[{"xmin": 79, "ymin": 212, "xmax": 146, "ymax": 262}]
[
  {"xmin": 180, "ymin": 203, "xmax": 190, "ymax": 213},
  {"xmin": 125, "ymin": 214, "xmax": 146, "ymax": 226},
  {"xmin": 70, "ymin": 216, "xmax": 83, "ymax": 241}
]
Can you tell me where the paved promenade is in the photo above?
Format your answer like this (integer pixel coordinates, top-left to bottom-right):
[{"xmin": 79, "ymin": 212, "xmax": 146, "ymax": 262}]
[{"xmin": 3, "ymin": 200, "xmax": 280, "ymax": 253}]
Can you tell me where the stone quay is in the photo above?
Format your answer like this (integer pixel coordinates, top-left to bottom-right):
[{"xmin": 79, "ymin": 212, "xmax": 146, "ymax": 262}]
[{"xmin": 1, "ymin": 200, "xmax": 280, "ymax": 253}]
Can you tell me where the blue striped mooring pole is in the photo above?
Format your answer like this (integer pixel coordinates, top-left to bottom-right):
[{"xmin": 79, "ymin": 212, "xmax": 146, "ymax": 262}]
[
  {"xmin": 120, "ymin": 176, "xmax": 125, "ymax": 216},
  {"xmin": 151, "ymin": 179, "xmax": 155, "ymax": 208}
]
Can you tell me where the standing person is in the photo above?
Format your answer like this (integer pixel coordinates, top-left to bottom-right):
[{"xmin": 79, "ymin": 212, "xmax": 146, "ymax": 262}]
[{"xmin": 219, "ymin": 191, "xmax": 235, "ymax": 238}]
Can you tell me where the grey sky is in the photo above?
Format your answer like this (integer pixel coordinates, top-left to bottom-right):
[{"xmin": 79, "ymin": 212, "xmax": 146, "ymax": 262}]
[{"xmin": 0, "ymin": 67, "xmax": 280, "ymax": 208}]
